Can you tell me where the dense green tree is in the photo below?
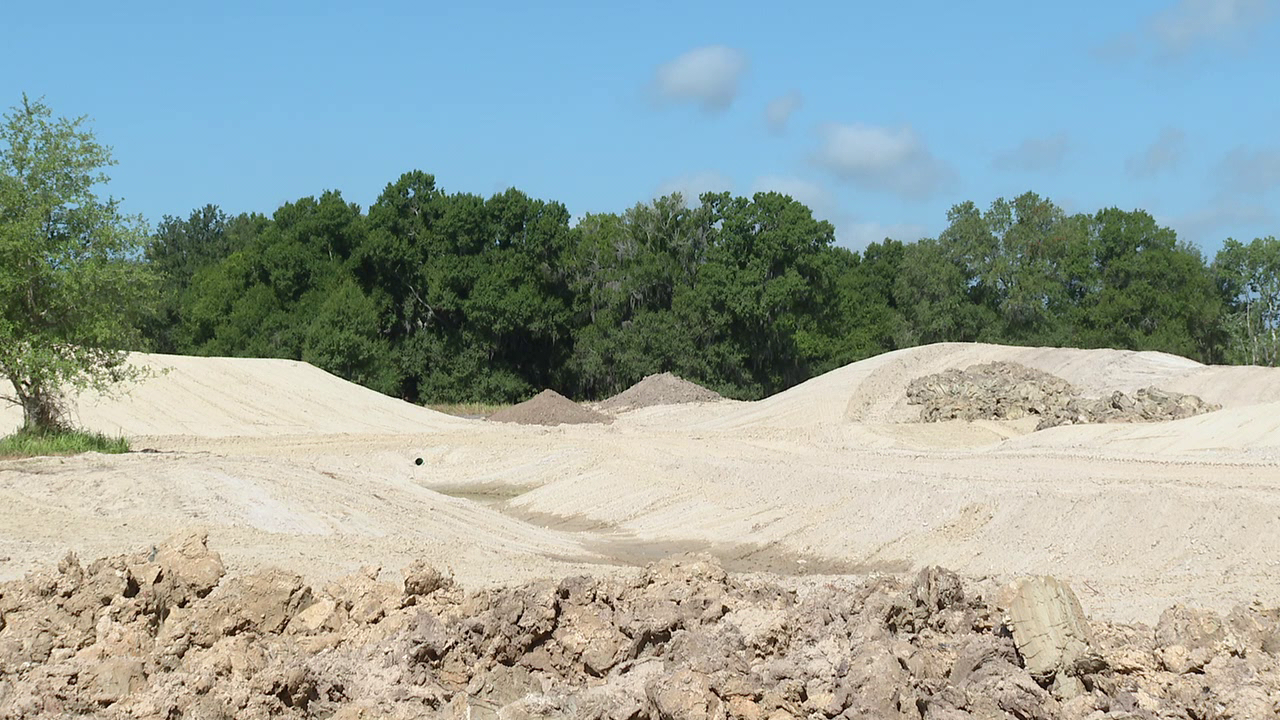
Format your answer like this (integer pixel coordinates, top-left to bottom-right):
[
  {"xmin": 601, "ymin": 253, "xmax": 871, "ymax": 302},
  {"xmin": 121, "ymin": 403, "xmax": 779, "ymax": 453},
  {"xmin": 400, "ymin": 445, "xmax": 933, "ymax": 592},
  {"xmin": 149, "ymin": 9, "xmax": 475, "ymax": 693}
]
[
  {"xmin": 141, "ymin": 170, "xmax": 1271, "ymax": 405},
  {"xmin": 1215, "ymin": 236, "xmax": 1280, "ymax": 365},
  {"xmin": 1073, "ymin": 208, "xmax": 1223, "ymax": 361},
  {"xmin": 0, "ymin": 96, "xmax": 156, "ymax": 430},
  {"xmin": 676, "ymin": 191, "xmax": 843, "ymax": 397}
]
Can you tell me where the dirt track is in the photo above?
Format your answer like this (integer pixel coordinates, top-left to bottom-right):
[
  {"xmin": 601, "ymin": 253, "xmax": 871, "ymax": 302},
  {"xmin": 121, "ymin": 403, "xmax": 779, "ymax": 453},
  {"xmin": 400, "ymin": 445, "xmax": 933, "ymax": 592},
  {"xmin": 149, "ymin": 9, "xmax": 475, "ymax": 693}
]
[
  {"xmin": 1, "ymin": 344, "xmax": 1279, "ymax": 624},
  {"xmin": 2, "ymin": 344, "xmax": 1280, "ymax": 716}
]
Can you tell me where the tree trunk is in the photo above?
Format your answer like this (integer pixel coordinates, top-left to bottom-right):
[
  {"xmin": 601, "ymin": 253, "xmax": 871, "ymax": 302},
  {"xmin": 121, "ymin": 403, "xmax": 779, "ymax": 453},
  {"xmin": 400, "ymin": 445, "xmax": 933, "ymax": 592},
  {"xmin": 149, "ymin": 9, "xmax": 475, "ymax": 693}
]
[{"xmin": 13, "ymin": 380, "xmax": 67, "ymax": 433}]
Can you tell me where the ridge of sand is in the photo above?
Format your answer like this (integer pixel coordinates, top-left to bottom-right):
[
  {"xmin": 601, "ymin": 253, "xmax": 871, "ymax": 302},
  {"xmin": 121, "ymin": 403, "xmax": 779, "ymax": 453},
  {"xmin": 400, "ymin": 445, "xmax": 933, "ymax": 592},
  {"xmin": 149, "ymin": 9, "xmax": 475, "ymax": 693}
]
[
  {"xmin": 488, "ymin": 389, "xmax": 612, "ymax": 426},
  {"xmin": 0, "ymin": 352, "xmax": 467, "ymax": 437},
  {"xmin": 599, "ymin": 372, "xmax": 722, "ymax": 412},
  {"xmin": 2, "ymin": 343, "xmax": 1278, "ymax": 624}
]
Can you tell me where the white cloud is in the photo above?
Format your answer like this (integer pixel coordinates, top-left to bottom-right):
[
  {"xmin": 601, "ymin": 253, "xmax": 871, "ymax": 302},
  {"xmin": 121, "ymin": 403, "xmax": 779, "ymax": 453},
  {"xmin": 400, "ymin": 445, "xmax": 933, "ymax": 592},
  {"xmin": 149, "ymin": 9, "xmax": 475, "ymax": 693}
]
[
  {"xmin": 1150, "ymin": 0, "xmax": 1272, "ymax": 55},
  {"xmin": 764, "ymin": 91, "xmax": 803, "ymax": 134},
  {"xmin": 654, "ymin": 171, "xmax": 734, "ymax": 205},
  {"xmin": 1215, "ymin": 146, "xmax": 1280, "ymax": 195},
  {"xmin": 652, "ymin": 46, "xmax": 748, "ymax": 113},
  {"xmin": 1126, "ymin": 128, "xmax": 1187, "ymax": 178},
  {"xmin": 811, "ymin": 122, "xmax": 953, "ymax": 199},
  {"xmin": 992, "ymin": 132, "xmax": 1071, "ymax": 173}
]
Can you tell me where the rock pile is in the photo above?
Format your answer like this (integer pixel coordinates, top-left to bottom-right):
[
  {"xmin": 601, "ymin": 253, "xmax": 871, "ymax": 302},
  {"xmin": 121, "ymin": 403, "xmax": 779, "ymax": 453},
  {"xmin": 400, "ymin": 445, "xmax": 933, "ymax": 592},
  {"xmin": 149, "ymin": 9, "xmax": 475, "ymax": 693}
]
[
  {"xmin": 2, "ymin": 534, "xmax": 1278, "ymax": 719},
  {"xmin": 487, "ymin": 389, "xmax": 612, "ymax": 426},
  {"xmin": 906, "ymin": 361, "xmax": 1220, "ymax": 430},
  {"xmin": 600, "ymin": 372, "xmax": 723, "ymax": 412}
]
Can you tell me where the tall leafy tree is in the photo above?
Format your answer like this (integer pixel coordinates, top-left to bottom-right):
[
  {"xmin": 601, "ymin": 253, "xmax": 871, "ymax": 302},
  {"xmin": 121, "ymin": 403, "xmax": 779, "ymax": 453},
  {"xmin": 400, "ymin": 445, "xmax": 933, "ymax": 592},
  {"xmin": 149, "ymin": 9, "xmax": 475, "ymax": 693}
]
[
  {"xmin": 1215, "ymin": 236, "xmax": 1280, "ymax": 365},
  {"xmin": 1073, "ymin": 208, "xmax": 1223, "ymax": 361},
  {"xmin": 0, "ymin": 96, "xmax": 156, "ymax": 430}
]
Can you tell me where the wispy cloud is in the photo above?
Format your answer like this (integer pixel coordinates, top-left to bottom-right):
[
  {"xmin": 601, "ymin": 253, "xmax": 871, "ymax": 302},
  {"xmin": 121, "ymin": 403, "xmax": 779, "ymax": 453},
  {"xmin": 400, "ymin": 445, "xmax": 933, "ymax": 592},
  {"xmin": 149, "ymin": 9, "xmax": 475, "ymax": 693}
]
[
  {"xmin": 1097, "ymin": 0, "xmax": 1274, "ymax": 61},
  {"xmin": 810, "ymin": 122, "xmax": 954, "ymax": 200},
  {"xmin": 750, "ymin": 175, "xmax": 832, "ymax": 213},
  {"xmin": 749, "ymin": 175, "xmax": 927, "ymax": 250},
  {"xmin": 1151, "ymin": 0, "xmax": 1272, "ymax": 55},
  {"xmin": 654, "ymin": 171, "xmax": 734, "ymax": 205},
  {"xmin": 992, "ymin": 132, "xmax": 1071, "ymax": 173},
  {"xmin": 1168, "ymin": 200, "xmax": 1275, "ymax": 244},
  {"xmin": 651, "ymin": 46, "xmax": 748, "ymax": 113},
  {"xmin": 764, "ymin": 91, "xmax": 803, "ymax": 134},
  {"xmin": 841, "ymin": 220, "xmax": 929, "ymax": 249},
  {"xmin": 1214, "ymin": 145, "xmax": 1280, "ymax": 195},
  {"xmin": 1126, "ymin": 128, "xmax": 1187, "ymax": 178}
]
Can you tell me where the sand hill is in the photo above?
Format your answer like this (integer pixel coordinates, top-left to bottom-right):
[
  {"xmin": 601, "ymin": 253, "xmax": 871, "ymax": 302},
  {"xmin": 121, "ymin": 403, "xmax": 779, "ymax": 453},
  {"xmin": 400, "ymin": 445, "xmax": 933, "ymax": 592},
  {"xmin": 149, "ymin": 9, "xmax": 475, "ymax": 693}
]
[
  {"xmin": 0, "ymin": 353, "xmax": 467, "ymax": 437},
  {"xmin": 1, "ymin": 343, "xmax": 1278, "ymax": 626}
]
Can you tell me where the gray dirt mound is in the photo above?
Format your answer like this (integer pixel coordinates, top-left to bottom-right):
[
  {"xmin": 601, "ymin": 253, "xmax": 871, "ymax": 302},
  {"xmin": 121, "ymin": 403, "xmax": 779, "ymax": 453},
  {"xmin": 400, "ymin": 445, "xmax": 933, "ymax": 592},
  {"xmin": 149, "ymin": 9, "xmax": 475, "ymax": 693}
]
[
  {"xmin": 600, "ymin": 372, "xmax": 723, "ymax": 412},
  {"xmin": 3, "ymin": 536, "xmax": 1278, "ymax": 719},
  {"xmin": 488, "ymin": 389, "xmax": 612, "ymax": 426},
  {"xmin": 907, "ymin": 361, "xmax": 1220, "ymax": 430}
]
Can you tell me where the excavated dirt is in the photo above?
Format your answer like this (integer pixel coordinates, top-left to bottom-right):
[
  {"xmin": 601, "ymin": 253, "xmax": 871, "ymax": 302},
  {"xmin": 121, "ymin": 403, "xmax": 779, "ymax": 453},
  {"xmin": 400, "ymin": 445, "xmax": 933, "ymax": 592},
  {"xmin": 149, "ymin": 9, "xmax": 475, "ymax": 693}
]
[
  {"xmin": 600, "ymin": 373, "xmax": 723, "ymax": 413},
  {"xmin": 487, "ymin": 389, "xmax": 612, "ymax": 426},
  {"xmin": 906, "ymin": 361, "xmax": 1220, "ymax": 430},
  {"xmin": 2, "ymin": 534, "xmax": 1277, "ymax": 719}
]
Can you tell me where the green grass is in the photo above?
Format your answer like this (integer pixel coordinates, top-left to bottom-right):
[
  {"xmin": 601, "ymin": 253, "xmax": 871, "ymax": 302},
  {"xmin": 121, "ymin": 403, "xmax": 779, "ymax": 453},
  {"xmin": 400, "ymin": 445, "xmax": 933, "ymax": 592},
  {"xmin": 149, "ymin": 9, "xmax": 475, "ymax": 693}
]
[
  {"xmin": 0, "ymin": 426, "xmax": 130, "ymax": 459},
  {"xmin": 427, "ymin": 402, "xmax": 510, "ymax": 418}
]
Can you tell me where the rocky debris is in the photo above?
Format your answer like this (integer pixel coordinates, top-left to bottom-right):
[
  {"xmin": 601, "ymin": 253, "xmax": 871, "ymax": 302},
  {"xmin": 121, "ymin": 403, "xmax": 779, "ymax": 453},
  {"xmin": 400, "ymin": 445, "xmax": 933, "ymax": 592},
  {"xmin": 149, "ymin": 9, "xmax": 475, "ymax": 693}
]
[
  {"xmin": 1007, "ymin": 576, "xmax": 1105, "ymax": 695},
  {"xmin": 600, "ymin": 372, "xmax": 723, "ymax": 413},
  {"xmin": 906, "ymin": 361, "xmax": 1220, "ymax": 430},
  {"xmin": 1, "ymin": 538, "xmax": 1278, "ymax": 719},
  {"xmin": 487, "ymin": 389, "xmax": 613, "ymax": 426}
]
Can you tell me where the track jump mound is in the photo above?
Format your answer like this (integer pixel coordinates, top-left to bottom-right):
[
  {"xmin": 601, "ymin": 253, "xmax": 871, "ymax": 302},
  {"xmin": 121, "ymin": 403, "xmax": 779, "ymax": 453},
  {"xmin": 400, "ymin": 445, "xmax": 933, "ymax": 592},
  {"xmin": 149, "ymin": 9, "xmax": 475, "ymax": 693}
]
[
  {"xmin": 907, "ymin": 361, "xmax": 1220, "ymax": 430},
  {"xmin": 600, "ymin": 372, "xmax": 723, "ymax": 412},
  {"xmin": 488, "ymin": 389, "xmax": 612, "ymax": 426}
]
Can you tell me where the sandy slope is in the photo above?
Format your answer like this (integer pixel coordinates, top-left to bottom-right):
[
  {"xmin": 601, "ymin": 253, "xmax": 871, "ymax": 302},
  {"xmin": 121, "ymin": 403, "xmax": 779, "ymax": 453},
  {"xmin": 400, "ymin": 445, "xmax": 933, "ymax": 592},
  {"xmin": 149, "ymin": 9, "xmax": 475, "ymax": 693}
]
[
  {"xmin": 0, "ymin": 353, "xmax": 468, "ymax": 436},
  {"xmin": 1, "ymin": 343, "xmax": 1278, "ymax": 623}
]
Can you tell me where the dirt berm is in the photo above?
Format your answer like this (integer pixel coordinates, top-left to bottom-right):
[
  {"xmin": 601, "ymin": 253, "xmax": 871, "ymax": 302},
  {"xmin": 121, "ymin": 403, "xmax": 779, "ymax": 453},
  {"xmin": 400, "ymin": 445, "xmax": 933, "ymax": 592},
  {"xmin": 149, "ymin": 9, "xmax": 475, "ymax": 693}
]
[
  {"xmin": 600, "ymin": 373, "xmax": 723, "ymax": 413},
  {"xmin": 2, "ymin": 533, "xmax": 1277, "ymax": 719},
  {"xmin": 906, "ymin": 361, "xmax": 1220, "ymax": 430},
  {"xmin": 487, "ymin": 389, "xmax": 612, "ymax": 426}
]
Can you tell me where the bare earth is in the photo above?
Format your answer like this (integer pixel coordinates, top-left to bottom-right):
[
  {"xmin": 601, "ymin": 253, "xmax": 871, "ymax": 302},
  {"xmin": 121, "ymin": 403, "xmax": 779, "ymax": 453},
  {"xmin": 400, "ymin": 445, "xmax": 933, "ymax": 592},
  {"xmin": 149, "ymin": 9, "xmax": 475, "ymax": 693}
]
[{"xmin": 1, "ymin": 342, "xmax": 1278, "ymax": 627}]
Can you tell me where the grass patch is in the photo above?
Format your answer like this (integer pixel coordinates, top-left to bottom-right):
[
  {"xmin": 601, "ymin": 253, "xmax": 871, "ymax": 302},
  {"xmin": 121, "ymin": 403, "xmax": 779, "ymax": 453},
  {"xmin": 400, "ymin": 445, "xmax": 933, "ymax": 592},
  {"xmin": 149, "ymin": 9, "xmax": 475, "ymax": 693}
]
[
  {"xmin": 427, "ymin": 402, "xmax": 510, "ymax": 418},
  {"xmin": 0, "ymin": 426, "xmax": 130, "ymax": 459}
]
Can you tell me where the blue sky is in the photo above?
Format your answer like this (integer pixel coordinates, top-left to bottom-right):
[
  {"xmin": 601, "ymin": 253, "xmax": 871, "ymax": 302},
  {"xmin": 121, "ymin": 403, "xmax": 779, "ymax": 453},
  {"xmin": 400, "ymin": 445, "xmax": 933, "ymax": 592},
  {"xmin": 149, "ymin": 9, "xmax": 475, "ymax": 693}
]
[{"xmin": 6, "ymin": 0, "xmax": 1279, "ymax": 254}]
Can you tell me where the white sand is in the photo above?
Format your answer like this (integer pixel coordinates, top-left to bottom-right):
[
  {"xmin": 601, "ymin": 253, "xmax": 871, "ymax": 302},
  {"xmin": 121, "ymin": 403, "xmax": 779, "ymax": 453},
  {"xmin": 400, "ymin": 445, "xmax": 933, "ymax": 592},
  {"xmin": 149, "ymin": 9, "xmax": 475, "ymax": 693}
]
[{"xmin": 2, "ymin": 344, "xmax": 1278, "ymax": 623}]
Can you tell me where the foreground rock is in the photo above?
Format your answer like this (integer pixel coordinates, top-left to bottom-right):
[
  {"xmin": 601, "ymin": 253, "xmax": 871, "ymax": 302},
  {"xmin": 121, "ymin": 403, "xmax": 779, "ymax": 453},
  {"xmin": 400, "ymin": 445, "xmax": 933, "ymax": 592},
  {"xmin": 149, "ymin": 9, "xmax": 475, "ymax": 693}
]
[
  {"xmin": 1, "ymin": 538, "xmax": 1277, "ymax": 719},
  {"xmin": 906, "ymin": 361, "xmax": 1219, "ymax": 430},
  {"xmin": 487, "ymin": 389, "xmax": 613, "ymax": 426}
]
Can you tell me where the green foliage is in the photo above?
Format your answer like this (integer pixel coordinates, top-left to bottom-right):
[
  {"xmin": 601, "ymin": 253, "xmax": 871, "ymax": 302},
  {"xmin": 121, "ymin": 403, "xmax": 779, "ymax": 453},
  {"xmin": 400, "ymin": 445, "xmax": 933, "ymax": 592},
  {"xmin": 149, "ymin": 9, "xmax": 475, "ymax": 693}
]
[
  {"xmin": 143, "ymin": 169, "xmax": 1268, "ymax": 405},
  {"xmin": 0, "ymin": 425, "xmax": 129, "ymax": 459},
  {"xmin": 0, "ymin": 96, "xmax": 157, "ymax": 430},
  {"xmin": 1215, "ymin": 236, "xmax": 1280, "ymax": 365}
]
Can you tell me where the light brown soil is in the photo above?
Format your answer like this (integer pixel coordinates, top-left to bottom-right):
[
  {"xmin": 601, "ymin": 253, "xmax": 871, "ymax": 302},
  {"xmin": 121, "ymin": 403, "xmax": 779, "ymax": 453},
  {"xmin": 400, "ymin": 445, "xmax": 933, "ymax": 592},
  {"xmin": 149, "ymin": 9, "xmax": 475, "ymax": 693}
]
[
  {"xmin": 487, "ymin": 389, "xmax": 612, "ymax": 426},
  {"xmin": 599, "ymin": 372, "xmax": 723, "ymax": 412},
  {"xmin": 2, "ymin": 343, "xmax": 1280, "ymax": 717},
  {"xmin": 2, "ymin": 535, "xmax": 1276, "ymax": 719}
]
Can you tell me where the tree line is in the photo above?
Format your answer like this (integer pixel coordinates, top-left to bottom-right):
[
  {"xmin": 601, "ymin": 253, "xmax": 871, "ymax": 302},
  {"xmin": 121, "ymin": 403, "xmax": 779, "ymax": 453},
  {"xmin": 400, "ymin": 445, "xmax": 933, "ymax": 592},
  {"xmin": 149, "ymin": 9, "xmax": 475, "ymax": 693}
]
[
  {"xmin": 10, "ymin": 96, "xmax": 1276, "ymax": 432},
  {"xmin": 142, "ymin": 172, "xmax": 1280, "ymax": 404}
]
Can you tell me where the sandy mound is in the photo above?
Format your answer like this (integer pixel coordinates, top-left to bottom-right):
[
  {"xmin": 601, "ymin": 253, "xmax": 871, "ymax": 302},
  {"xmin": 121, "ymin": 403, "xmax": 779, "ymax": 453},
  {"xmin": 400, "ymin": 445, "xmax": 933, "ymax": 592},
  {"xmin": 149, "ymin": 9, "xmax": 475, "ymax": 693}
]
[
  {"xmin": 0, "ymin": 352, "xmax": 467, "ymax": 437},
  {"xmin": 690, "ymin": 342, "xmax": 1280, "ymax": 432},
  {"xmin": 488, "ymin": 389, "xmax": 612, "ymax": 426},
  {"xmin": 4, "ymin": 537, "xmax": 1277, "ymax": 719},
  {"xmin": 906, "ymin": 361, "xmax": 1220, "ymax": 430},
  {"xmin": 600, "ymin": 372, "xmax": 723, "ymax": 412}
]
